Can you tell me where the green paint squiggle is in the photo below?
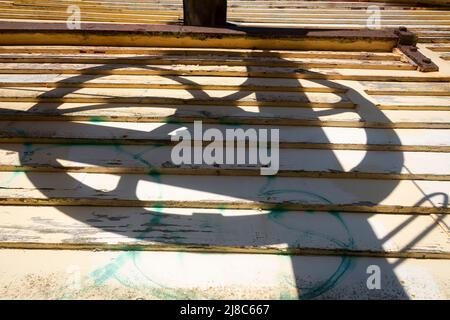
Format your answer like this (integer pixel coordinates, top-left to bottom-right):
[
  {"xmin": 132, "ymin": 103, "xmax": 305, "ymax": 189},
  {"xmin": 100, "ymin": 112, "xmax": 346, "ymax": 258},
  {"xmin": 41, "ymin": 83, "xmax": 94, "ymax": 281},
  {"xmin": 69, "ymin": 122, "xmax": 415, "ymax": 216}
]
[{"xmin": 258, "ymin": 177, "xmax": 356, "ymax": 300}]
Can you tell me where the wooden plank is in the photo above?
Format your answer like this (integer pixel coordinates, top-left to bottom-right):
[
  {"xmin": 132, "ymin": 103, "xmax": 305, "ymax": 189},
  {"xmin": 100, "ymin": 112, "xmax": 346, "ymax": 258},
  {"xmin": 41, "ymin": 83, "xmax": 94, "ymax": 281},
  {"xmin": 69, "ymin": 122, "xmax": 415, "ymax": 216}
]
[
  {"xmin": 0, "ymin": 54, "xmax": 414, "ymax": 70},
  {"xmin": 0, "ymin": 74, "xmax": 348, "ymax": 93},
  {"xmin": 0, "ymin": 206, "xmax": 448, "ymax": 258},
  {"xmin": 0, "ymin": 171, "xmax": 448, "ymax": 213},
  {"xmin": 0, "ymin": 102, "xmax": 449, "ymax": 129},
  {"xmin": 230, "ymin": 18, "xmax": 450, "ymax": 25},
  {"xmin": 419, "ymin": 37, "xmax": 450, "ymax": 43},
  {"xmin": 0, "ymin": 249, "xmax": 449, "ymax": 299},
  {"xmin": 0, "ymin": 103, "xmax": 364, "ymax": 126},
  {"xmin": 0, "ymin": 3, "xmax": 181, "ymax": 16},
  {"xmin": 0, "ymin": 87, "xmax": 354, "ymax": 108},
  {"xmin": 0, "ymin": 15, "xmax": 177, "ymax": 26},
  {"xmin": 4, "ymin": 2, "xmax": 450, "ymax": 20},
  {"xmin": 8, "ymin": 4, "xmax": 450, "ymax": 23},
  {"xmin": 7, "ymin": 64, "xmax": 450, "ymax": 82},
  {"xmin": 0, "ymin": 143, "xmax": 449, "ymax": 180},
  {"xmin": 363, "ymin": 109, "xmax": 450, "ymax": 128},
  {"xmin": 6, "ymin": 0, "xmax": 434, "ymax": 9},
  {"xmin": 7, "ymin": 3, "xmax": 450, "ymax": 15},
  {"xmin": 3, "ymin": 7, "xmax": 450, "ymax": 27},
  {"xmin": 362, "ymin": 81, "xmax": 450, "ymax": 96},
  {"xmin": 0, "ymin": 26, "xmax": 398, "ymax": 52},
  {"xmin": 0, "ymin": 46, "xmax": 402, "ymax": 61},
  {"xmin": 0, "ymin": 121, "xmax": 449, "ymax": 151},
  {"xmin": 0, "ymin": 7, "xmax": 181, "ymax": 20},
  {"xmin": 374, "ymin": 95, "xmax": 450, "ymax": 110},
  {"xmin": 232, "ymin": 22, "xmax": 450, "ymax": 30},
  {"xmin": 10, "ymin": 0, "xmax": 449, "ymax": 9},
  {"xmin": 427, "ymin": 44, "xmax": 450, "ymax": 51},
  {"xmin": 439, "ymin": 214, "xmax": 450, "ymax": 233},
  {"xmin": 9, "ymin": 0, "xmax": 439, "ymax": 15}
]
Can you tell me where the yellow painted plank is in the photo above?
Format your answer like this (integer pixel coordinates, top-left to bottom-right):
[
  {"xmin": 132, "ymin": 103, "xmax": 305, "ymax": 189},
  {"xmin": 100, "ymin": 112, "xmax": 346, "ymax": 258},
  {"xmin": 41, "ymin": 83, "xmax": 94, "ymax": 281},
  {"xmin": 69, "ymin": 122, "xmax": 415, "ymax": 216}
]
[
  {"xmin": 0, "ymin": 54, "xmax": 414, "ymax": 70},
  {"xmin": 0, "ymin": 30, "xmax": 398, "ymax": 52},
  {"xmin": 362, "ymin": 81, "xmax": 450, "ymax": 96},
  {"xmin": 0, "ymin": 46, "xmax": 402, "ymax": 60}
]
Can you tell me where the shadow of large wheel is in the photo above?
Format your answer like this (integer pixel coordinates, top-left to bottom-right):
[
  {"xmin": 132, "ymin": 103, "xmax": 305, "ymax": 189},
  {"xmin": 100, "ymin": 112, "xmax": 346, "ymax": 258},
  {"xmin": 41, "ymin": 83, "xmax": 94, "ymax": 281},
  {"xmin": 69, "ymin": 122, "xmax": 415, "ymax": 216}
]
[{"xmin": 14, "ymin": 52, "xmax": 404, "ymax": 299}]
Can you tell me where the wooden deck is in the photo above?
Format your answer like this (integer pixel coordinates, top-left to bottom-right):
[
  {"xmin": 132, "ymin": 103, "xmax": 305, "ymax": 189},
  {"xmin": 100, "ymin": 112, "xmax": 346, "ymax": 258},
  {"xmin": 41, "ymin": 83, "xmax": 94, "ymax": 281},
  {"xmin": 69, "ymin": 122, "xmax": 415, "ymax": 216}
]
[
  {"xmin": 0, "ymin": 0, "xmax": 448, "ymax": 300},
  {"xmin": 1, "ymin": 0, "xmax": 450, "ymax": 42}
]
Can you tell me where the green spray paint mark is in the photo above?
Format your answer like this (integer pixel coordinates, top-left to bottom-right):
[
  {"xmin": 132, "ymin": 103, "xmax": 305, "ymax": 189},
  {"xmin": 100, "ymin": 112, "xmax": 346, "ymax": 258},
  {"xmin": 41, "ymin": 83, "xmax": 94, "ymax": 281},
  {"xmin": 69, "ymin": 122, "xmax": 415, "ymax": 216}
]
[
  {"xmin": 257, "ymin": 178, "xmax": 356, "ymax": 300},
  {"xmin": 89, "ymin": 116, "xmax": 107, "ymax": 123}
]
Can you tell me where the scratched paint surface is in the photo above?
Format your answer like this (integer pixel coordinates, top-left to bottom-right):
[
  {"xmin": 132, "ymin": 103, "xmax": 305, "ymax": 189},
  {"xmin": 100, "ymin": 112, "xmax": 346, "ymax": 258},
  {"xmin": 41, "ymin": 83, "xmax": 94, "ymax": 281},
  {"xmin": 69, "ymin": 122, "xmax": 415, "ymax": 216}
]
[
  {"xmin": 0, "ymin": 142, "xmax": 360, "ymax": 299},
  {"xmin": 0, "ymin": 15, "xmax": 449, "ymax": 299}
]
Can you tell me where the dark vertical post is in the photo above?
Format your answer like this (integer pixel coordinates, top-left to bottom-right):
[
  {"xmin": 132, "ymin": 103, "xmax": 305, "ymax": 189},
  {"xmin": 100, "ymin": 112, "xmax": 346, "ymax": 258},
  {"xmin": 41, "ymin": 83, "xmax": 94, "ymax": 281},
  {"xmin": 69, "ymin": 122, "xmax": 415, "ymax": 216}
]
[{"xmin": 183, "ymin": 0, "xmax": 227, "ymax": 27}]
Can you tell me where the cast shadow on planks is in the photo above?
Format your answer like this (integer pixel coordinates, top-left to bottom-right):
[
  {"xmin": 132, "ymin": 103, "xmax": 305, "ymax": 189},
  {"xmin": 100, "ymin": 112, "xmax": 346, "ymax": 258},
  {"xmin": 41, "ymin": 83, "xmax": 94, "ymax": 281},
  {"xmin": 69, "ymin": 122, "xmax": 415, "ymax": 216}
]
[{"xmin": 0, "ymin": 50, "xmax": 447, "ymax": 299}]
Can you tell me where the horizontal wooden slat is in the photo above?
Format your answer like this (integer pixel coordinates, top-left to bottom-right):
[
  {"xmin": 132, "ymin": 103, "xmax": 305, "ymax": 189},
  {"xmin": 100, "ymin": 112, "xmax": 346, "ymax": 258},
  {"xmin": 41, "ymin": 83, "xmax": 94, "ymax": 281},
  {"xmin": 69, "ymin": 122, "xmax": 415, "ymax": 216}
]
[
  {"xmin": 0, "ymin": 102, "xmax": 449, "ymax": 128},
  {"xmin": 0, "ymin": 171, "xmax": 448, "ymax": 213},
  {"xmin": 4, "ymin": 9, "xmax": 450, "ymax": 26},
  {"xmin": 0, "ymin": 143, "xmax": 449, "ymax": 180},
  {"xmin": 0, "ymin": 46, "xmax": 403, "ymax": 60},
  {"xmin": 0, "ymin": 102, "xmax": 363, "ymax": 126},
  {"xmin": 5, "ymin": 63, "xmax": 448, "ymax": 82},
  {"xmin": 0, "ymin": 87, "xmax": 354, "ymax": 108},
  {"xmin": 0, "ymin": 121, "xmax": 449, "ymax": 151},
  {"xmin": 0, "ymin": 74, "xmax": 348, "ymax": 93},
  {"xmin": 0, "ymin": 54, "xmax": 414, "ymax": 70},
  {"xmin": 0, "ymin": 206, "xmax": 448, "ymax": 258},
  {"xmin": 7, "ymin": 0, "xmax": 450, "ymax": 10},
  {"xmin": 362, "ymin": 81, "xmax": 450, "ymax": 96},
  {"xmin": 0, "ymin": 23, "xmax": 399, "ymax": 52},
  {"xmin": 374, "ymin": 95, "xmax": 450, "ymax": 110},
  {"xmin": 426, "ymin": 44, "xmax": 450, "ymax": 51},
  {"xmin": 0, "ymin": 0, "xmax": 449, "ymax": 301},
  {"xmin": 5, "ymin": 3, "xmax": 450, "ymax": 21},
  {"xmin": 1, "ymin": 248, "xmax": 449, "ymax": 299}
]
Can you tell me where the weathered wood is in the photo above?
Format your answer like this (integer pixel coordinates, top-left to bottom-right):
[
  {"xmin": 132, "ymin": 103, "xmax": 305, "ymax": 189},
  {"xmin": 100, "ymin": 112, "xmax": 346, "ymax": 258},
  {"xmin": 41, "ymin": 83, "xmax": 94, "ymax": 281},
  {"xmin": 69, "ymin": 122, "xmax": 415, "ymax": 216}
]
[
  {"xmin": 5, "ymin": 2, "xmax": 450, "ymax": 20},
  {"xmin": 440, "ymin": 52, "xmax": 450, "ymax": 60},
  {"xmin": 0, "ymin": 102, "xmax": 363, "ymax": 126},
  {"xmin": 0, "ymin": 74, "xmax": 348, "ymax": 93},
  {"xmin": 0, "ymin": 121, "xmax": 449, "ymax": 151},
  {"xmin": 0, "ymin": 87, "xmax": 354, "ymax": 108},
  {"xmin": 0, "ymin": 171, "xmax": 448, "ymax": 213},
  {"xmin": 1, "ymin": 248, "xmax": 449, "ymax": 299},
  {"xmin": 0, "ymin": 143, "xmax": 449, "ymax": 180},
  {"xmin": 0, "ymin": 102, "xmax": 449, "ymax": 129},
  {"xmin": 0, "ymin": 22, "xmax": 399, "ymax": 51},
  {"xmin": 0, "ymin": 206, "xmax": 448, "ymax": 258},
  {"xmin": 362, "ymin": 81, "xmax": 450, "ymax": 96},
  {"xmin": 374, "ymin": 95, "xmax": 450, "ymax": 110},
  {"xmin": 0, "ymin": 0, "xmax": 450, "ymax": 301},
  {"xmin": 0, "ymin": 54, "xmax": 414, "ymax": 70},
  {"xmin": 427, "ymin": 44, "xmax": 450, "ymax": 51},
  {"xmin": 4, "ymin": 63, "xmax": 449, "ymax": 81},
  {"xmin": 0, "ymin": 46, "xmax": 403, "ymax": 60}
]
